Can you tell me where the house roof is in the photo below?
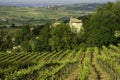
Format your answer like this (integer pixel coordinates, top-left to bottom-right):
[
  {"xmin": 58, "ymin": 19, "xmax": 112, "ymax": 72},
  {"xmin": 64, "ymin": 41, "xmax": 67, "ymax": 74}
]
[
  {"xmin": 52, "ymin": 22, "xmax": 60, "ymax": 26},
  {"xmin": 70, "ymin": 18, "xmax": 82, "ymax": 23},
  {"xmin": 50, "ymin": 22, "xmax": 61, "ymax": 28}
]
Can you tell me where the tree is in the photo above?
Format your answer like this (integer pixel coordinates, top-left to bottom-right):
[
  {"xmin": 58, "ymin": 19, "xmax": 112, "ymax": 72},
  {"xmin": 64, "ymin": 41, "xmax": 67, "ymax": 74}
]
[
  {"xmin": 21, "ymin": 25, "xmax": 31, "ymax": 41},
  {"xmin": 10, "ymin": 23, "xmax": 16, "ymax": 28},
  {"xmin": 21, "ymin": 41, "xmax": 32, "ymax": 52},
  {"xmin": 33, "ymin": 23, "xmax": 51, "ymax": 52},
  {"xmin": 21, "ymin": 25, "xmax": 30, "ymax": 36},
  {"xmin": 82, "ymin": 2, "xmax": 120, "ymax": 47},
  {"xmin": 49, "ymin": 23, "xmax": 78, "ymax": 51}
]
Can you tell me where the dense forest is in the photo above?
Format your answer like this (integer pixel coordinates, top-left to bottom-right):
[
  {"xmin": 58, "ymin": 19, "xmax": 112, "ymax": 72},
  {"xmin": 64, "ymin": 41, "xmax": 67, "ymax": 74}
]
[{"xmin": 0, "ymin": 2, "xmax": 120, "ymax": 52}]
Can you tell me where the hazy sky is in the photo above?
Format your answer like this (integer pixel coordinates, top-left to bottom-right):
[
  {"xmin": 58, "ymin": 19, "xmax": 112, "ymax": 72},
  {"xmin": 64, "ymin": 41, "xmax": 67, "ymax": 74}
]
[{"xmin": 0, "ymin": 0, "xmax": 115, "ymax": 4}]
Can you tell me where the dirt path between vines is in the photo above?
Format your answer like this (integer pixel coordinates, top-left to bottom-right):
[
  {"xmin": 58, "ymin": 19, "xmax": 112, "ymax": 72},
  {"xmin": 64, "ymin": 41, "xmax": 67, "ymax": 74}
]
[
  {"xmin": 65, "ymin": 53, "xmax": 85, "ymax": 80},
  {"xmin": 88, "ymin": 53, "xmax": 111, "ymax": 80}
]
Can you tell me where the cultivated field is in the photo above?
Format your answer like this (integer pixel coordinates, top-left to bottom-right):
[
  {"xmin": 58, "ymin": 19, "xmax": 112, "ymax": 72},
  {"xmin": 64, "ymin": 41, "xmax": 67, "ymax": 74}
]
[{"xmin": 0, "ymin": 44, "xmax": 120, "ymax": 80}]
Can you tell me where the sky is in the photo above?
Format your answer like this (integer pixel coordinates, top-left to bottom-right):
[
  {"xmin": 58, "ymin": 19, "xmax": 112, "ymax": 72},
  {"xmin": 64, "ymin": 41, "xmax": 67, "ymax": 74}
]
[
  {"xmin": 0, "ymin": 0, "xmax": 115, "ymax": 6},
  {"xmin": 0, "ymin": 0, "xmax": 115, "ymax": 3}
]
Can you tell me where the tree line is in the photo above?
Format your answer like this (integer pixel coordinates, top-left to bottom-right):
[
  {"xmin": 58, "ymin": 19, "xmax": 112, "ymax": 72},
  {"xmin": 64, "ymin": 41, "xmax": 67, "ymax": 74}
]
[{"xmin": 0, "ymin": 23, "xmax": 83, "ymax": 52}]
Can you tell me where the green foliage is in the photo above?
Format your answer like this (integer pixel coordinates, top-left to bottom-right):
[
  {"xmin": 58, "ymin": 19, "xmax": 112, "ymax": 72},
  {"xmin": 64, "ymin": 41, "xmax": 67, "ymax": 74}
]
[
  {"xmin": 21, "ymin": 41, "xmax": 32, "ymax": 52},
  {"xmin": 49, "ymin": 23, "xmax": 78, "ymax": 51},
  {"xmin": 78, "ymin": 49, "xmax": 90, "ymax": 80},
  {"xmin": 82, "ymin": 2, "xmax": 120, "ymax": 47},
  {"xmin": 0, "ymin": 45, "xmax": 120, "ymax": 80},
  {"xmin": 21, "ymin": 25, "xmax": 31, "ymax": 40},
  {"xmin": 33, "ymin": 23, "xmax": 51, "ymax": 52},
  {"xmin": 97, "ymin": 45, "xmax": 120, "ymax": 80}
]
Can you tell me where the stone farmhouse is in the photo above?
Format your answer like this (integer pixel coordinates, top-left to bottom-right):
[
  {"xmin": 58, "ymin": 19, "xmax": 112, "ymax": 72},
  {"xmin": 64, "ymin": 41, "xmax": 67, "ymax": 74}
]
[
  {"xmin": 51, "ymin": 18, "xmax": 83, "ymax": 33},
  {"xmin": 69, "ymin": 18, "xmax": 82, "ymax": 33}
]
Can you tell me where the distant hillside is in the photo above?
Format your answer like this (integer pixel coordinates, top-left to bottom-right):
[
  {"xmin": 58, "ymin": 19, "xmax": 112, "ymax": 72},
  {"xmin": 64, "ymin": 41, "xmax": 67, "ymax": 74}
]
[
  {"xmin": 66, "ymin": 3, "xmax": 105, "ymax": 11},
  {"xmin": 0, "ymin": 3, "xmax": 104, "ymax": 26}
]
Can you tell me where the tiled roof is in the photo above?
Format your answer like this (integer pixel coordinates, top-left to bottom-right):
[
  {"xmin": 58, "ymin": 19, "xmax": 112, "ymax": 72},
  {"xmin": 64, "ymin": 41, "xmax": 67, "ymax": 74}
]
[{"xmin": 70, "ymin": 18, "xmax": 82, "ymax": 23}]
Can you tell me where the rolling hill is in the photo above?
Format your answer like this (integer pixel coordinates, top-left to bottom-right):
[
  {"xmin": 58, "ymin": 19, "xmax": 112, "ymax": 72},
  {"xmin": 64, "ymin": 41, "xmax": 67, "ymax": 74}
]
[{"xmin": 0, "ymin": 3, "xmax": 104, "ymax": 26}]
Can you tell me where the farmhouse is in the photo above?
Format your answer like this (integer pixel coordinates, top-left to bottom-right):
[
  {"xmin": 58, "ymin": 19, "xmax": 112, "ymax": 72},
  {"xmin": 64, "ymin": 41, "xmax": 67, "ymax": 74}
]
[
  {"xmin": 51, "ymin": 18, "xmax": 83, "ymax": 33},
  {"xmin": 69, "ymin": 18, "xmax": 82, "ymax": 33}
]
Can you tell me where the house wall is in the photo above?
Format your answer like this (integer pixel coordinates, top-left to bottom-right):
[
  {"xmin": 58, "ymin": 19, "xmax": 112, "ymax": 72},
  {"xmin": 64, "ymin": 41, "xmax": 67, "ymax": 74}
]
[{"xmin": 70, "ymin": 22, "xmax": 82, "ymax": 32}]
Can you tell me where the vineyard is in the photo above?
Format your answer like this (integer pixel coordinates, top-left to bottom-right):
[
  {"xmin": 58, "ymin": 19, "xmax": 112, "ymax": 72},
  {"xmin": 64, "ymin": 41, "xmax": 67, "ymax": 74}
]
[{"xmin": 0, "ymin": 44, "xmax": 120, "ymax": 80}]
